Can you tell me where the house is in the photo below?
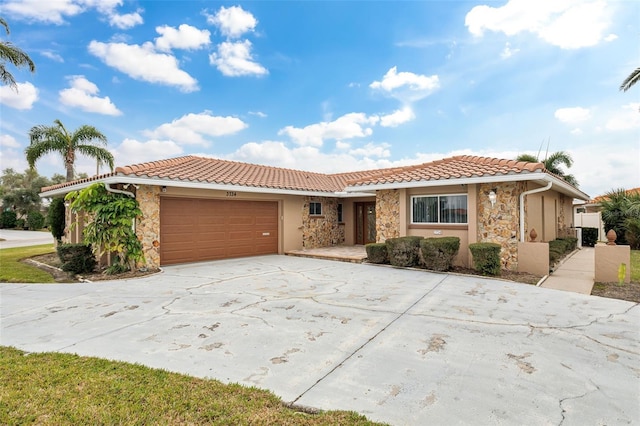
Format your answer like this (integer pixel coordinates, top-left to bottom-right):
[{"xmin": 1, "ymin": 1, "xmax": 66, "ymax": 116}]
[
  {"xmin": 574, "ymin": 187, "xmax": 640, "ymax": 242},
  {"xmin": 40, "ymin": 155, "xmax": 590, "ymax": 270}
]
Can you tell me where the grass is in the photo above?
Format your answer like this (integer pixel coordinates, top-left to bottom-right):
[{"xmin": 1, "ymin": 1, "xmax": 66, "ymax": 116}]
[
  {"xmin": 631, "ymin": 249, "xmax": 640, "ymax": 283},
  {"xmin": 0, "ymin": 346, "xmax": 381, "ymax": 426},
  {"xmin": 0, "ymin": 244, "xmax": 56, "ymax": 283}
]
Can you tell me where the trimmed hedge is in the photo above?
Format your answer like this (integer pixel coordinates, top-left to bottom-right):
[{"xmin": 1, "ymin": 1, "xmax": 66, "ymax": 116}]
[
  {"xmin": 48, "ymin": 197, "xmax": 66, "ymax": 241},
  {"xmin": 366, "ymin": 243, "xmax": 389, "ymax": 264},
  {"xmin": 57, "ymin": 243, "xmax": 97, "ymax": 275},
  {"xmin": 27, "ymin": 211, "xmax": 45, "ymax": 231},
  {"xmin": 469, "ymin": 242, "xmax": 501, "ymax": 276},
  {"xmin": 581, "ymin": 227, "xmax": 598, "ymax": 247},
  {"xmin": 549, "ymin": 237, "xmax": 578, "ymax": 265},
  {"xmin": 0, "ymin": 210, "xmax": 17, "ymax": 229},
  {"xmin": 420, "ymin": 237, "xmax": 460, "ymax": 272},
  {"xmin": 385, "ymin": 236, "xmax": 423, "ymax": 267}
]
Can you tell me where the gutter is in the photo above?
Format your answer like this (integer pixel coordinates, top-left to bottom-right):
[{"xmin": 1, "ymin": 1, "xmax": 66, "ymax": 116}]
[{"xmin": 519, "ymin": 180, "xmax": 552, "ymax": 242}]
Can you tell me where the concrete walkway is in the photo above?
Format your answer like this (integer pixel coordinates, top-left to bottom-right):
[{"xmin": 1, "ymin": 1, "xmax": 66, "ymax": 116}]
[
  {"xmin": 0, "ymin": 229, "xmax": 54, "ymax": 249},
  {"xmin": 541, "ymin": 247, "xmax": 594, "ymax": 295}
]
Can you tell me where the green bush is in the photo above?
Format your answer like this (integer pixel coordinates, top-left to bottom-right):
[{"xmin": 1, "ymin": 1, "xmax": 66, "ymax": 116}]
[
  {"xmin": 385, "ymin": 236, "xmax": 423, "ymax": 267},
  {"xmin": 27, "ymin": 211, "xmax": 45, "ymax": 230},
  {"xmin": 0, "ymin": 210, "xmax": 17, "ymax": 229},
  {"xmin": 420, "ymin": 237, "xmax": 460, "ymax": 272},
  {"xmin": 581, "ymin": 227, "xmax": 598, "ymax": 247},
  {"xmin": 365, "ymin": 243, "xmax": 388, "ymax": 264},
  {"xmin": 57, "ymin": 243, "xmax": 96, "ymax": 275},
  {"xmin": 48, "ymin": 197, "xmax": 66, "ymax": 241},
  {"xmin": 549, "ymin": 239, "xmax": 568, "ymax": 254},
  {"xmin": 15, "ymin": 218, "xmax": 26, "ymax": 229},
  {"xmin": 469, "ymin": 242, "xmax": 501, "ymax": 276}
]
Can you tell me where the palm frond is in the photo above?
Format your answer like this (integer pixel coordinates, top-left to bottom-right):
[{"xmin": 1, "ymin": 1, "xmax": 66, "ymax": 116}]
[{"xmin": 620, "ymin": 67, "xmax": 640, "ymax": 92}]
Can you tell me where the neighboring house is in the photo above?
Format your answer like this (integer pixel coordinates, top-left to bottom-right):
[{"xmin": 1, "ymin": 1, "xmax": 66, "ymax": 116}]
[{"xmin": 40, "ymin": 155, "xmax": 590, "ymax": 270}]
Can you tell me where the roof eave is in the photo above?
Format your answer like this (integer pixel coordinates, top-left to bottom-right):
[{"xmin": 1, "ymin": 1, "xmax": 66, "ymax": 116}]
[
  {"xmin": 345, "ymin": 173, "xmax": 591, "ymax": 200},
  {"xmin": 39, "ymin": 175, "xmax": 373, "ymax": 199}
]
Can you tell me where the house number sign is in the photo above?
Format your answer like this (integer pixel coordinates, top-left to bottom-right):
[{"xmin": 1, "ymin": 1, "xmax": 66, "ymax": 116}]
[{"xmin": 226, "ymin": 191, "xmax": 237, "ymax": 197}]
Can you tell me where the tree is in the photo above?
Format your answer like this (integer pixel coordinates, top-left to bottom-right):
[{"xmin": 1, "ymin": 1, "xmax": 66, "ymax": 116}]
[
  {"xmin": 0, "ymin": 17, "xmax": 35, "ymax": 90},
  {"xmin": 600, "ymin": 189, "xmax": 640, "ymax": 248},
  {"xmin": 1, "ymin": 168, "xmax": 51, "ymax": 218},
  {"xmin": 48, "ymin": 197, "xmax": 65, "ymax": 242},
  {"xmin": 620, "ymin": 67, "xmax": 640, "ymax": 92},
  {"xmin": 516, "ymin": 150, "xmax": 578, "ymax": 187},
  {"xmin": 25, "ymin": 119, "xmax": 114, "ymax": 182}
]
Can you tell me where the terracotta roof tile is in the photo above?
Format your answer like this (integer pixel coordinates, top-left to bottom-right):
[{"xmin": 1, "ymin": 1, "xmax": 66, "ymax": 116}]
[{"xmin": 41, "ymin": 154, "xmax": 549, "ymax": 194}]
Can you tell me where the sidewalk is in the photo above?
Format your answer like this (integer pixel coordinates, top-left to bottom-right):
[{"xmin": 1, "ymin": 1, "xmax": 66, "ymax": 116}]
[{"xmin": 540, "ymin": 247, "xmax": 594, "ymax": 295}]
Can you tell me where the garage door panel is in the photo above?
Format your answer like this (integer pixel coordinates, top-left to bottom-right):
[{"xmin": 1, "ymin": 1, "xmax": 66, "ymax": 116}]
[{"xmin": 160, "ymin": 197, "xmax": 278, "ymax": 265}]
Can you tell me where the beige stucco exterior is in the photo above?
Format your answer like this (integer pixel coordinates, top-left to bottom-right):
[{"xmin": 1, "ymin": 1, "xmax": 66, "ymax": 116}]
[
  {"xmin": 595, "ymin": 244, "xmax": 631, "ymax": 283},
  {"xmin": 517, "ymin": 242, "xmax": 550, "ymax": 276}
]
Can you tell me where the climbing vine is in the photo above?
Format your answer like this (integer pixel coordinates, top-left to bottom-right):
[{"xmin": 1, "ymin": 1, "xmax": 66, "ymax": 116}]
[{"xmin": 65, "ymin": 183, "xmax": 143, "ymax": 273}]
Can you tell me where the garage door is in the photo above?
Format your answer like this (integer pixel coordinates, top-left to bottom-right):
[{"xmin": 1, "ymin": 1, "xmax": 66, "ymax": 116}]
[{"xmin": 160, "ymin": 197, "xmax": 278, "ymax": 265}]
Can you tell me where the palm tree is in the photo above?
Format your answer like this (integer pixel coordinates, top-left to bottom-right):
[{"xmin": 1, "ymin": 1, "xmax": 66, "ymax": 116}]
[
  {"xmin": 516, "ymin": 150, "xmax": 578, "ymax": 187},
  {"xmin": 26, "ymin": 119, "xmax": 115, "ymax": 182},
  {"xmin": 0, "ymin": 17, "xmax": 35, "ymax": 90},
  {"xmin": 620, "ymin": 67, "xmax": 640, "ymax": 92}
]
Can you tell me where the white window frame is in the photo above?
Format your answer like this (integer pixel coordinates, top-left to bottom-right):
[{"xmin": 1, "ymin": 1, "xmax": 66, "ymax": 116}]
[
  {"xmin": 309, "ymin": 201, "xmax": 323, "ymax": 216},
  {"xmin": 411, "ymin": 194, "xmax": 468, "ymax": 225}
]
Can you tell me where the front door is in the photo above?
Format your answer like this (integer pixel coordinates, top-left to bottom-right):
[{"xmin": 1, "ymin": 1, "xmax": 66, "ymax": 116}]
[{"xmin": 355, "ymin": 202, "xmax": 376, "ymax": 245}]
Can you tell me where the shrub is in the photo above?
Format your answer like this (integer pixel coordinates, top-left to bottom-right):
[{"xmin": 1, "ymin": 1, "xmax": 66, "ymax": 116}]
[
  {"xmin": 366, "ymin": 243, "xmax": 388, "ymax": 264},
  {"xmin": 625, "ymin": 217, "xmax": 640, "ymax": 250},
  {"xmin": 469, "ymin": 242, "xmax": 501, "ymax": 276},
  {"xmin": 0, "ymin": 210, "xmax": 17, "ymax": 229},
  {"xmin": 57, "ymin": 243, "xmax": 96, "ymax": 275},
  {"xmin": 420, "ymin": 237, "xmax": 460, "ymax": 272},
  {"xmin": 27, "ymin": 211, "xmax": 45, "ymax": 230},
  {"xmin": 15, "ymin": 218, "xmax": 26, "ymax": 229},
  {"xmin": 581, "ymin": 227, "xmax": 598, "ymax": 247},
  {"xmin": 385, "ymin": 236, "xmax": 423, "ymax": 267},
  {"xmin": 48, "ymin": 197, "xmax": 66, "ymax": 242}
]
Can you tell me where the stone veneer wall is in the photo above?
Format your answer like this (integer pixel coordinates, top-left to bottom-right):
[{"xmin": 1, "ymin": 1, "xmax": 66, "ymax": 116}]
[
  {"xmin": 557, "ymin": 194, "xmax": 570, "ymax": 237},
  {"xmin": 476, "ymin": 182, "xmax": 525, "ymax": 270},
  {"xmin": 376, "ymin": 189, "xmax": 400, "ymax": 242},
  {"xmin": 135, "ymin": 185, "xmax": 161, "ymax": 268},
  {"xmin": 301, "ymin": 196, "xmax": 343, "ymax": 248}
]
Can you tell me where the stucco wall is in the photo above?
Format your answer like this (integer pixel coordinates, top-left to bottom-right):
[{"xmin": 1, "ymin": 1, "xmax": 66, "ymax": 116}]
[
  {"xmin": 301, "ymin": 196, "xmax": 343, "ymax": 248},
  {"xmin": 376, "ymin": 189, "xmax": 400, "ymax": 242},
  {"xmin": 477, "ymin": 181, "xmax": 525, "ymax": 270},
  {"xmin": 136, "ymin": 185, "xmax": 161, "ymax": 268}
]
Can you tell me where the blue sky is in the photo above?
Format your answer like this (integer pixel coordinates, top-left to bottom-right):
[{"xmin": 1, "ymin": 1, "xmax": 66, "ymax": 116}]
[{"xmin": 0, "ymin": 0, "xmax": 638, "ymax": 198}]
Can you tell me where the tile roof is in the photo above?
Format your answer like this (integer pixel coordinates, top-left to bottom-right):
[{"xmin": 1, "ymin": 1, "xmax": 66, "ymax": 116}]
[
  {"xmin": 40, "ymin": 154, "xmax": 548, "ymax": 194},
  {"xmin": 590, "ymin": 187, "xmax": 640, "ymax": 203},
  {"xmin": 345, "ymin": 155, "xmax": 545, "ymax": 187}
]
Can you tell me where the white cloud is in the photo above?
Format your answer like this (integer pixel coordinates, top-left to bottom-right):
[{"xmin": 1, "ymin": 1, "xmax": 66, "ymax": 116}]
[
  {"xmin": 108, "ymin": 9, "xmax": 143, "ymax": 29},
  {"xmin": 3, "ymin": 0, "xmax": 143, "ymax": 28},
  {"xmin": 465, "ymin": 0, "xmax": 612, "ymax": 49},
  {"xmin": 113, "ymin": 138, "xmax": 183, "ymax": 166},
  {"xmin": 58, "ymin": 75, "xmax": 122, "ymax": 116},
  {"xmin": 154, "ymin": 24, "xmax": 211, "ymax": 52},
  {"xmin": 370, "ymin": 66, "xmax": 439, "ymax": 102},
  {"xmin": 0, "ymin": 134, "xmax": 20, "ymax": 148},
  {"xmin": 570, "ymin": 128, "xmax": 583, "ymax": 135},
  {"xmin": 41, "ymin": 50, "xmax": 64, "ymax": 62},
  {"xmin": 278, "ymin": 113, "xmax": 380, "ymax": 147},
  {"xmin": 206, "ymin": 5, "xmax": 257, "ymax": 38},
  {"xmin": 348, "ymin": 142, "xmax": 391, "ymax": 158},
  {"xmin": 500, "ymin": 42, "xmax": 520, "ymax": 59},
  {"xmin": 249, "ymin": 111, "xmax": 267, "ymax": 118},
  {"xmin": 604, "ymin": 34, "xmax": 618, "ymax": 42},
  {"xmin": 88, "ymin": 40, "xmax": 198, "ymax": 92},
  {"xmin": 379, "ymin": 107, "xmax": 416, "ymax": 128},
  {"xmin": 0, "ymin": 82, "xmax": 38, "ymax": 109},
  {"xmin": 144, "ymin": 111, "xmax": 248, "ymax": 145},
  {"xmin": 605, "ymin": 103, "xmax": 640, "ymax": 131},
  {"xmin": 209, "ymin": 40, "xmax": 268, "ymax": 77},
  {"xmin": 555, "ymin": 107, "xmax": 591, "ymax": 124}
]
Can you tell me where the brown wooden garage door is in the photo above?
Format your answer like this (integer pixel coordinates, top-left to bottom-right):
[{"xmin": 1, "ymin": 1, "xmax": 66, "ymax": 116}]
[{"xmin": 160, "ymin": 197, "xmax": 278, "ymax": 265}]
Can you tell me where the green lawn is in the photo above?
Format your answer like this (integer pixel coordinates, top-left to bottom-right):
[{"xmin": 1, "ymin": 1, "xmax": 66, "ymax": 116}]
[
  {"xmin": 0, "ymin": 244, "xmax": 56, "ymax": 283},
  {"xmin": 0, "ymin": 346, "xmax": 382, "ymax": 426},
  {"xmin": 631, "ymin": 250, "xmax": 639, "ymax": 283}
]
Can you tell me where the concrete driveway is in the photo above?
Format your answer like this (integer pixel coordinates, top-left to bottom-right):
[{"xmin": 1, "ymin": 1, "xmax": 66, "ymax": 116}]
[
  {"xmin": 1, "ymin": 255, "xmax": 638, "ymax": 425},
  {"xmin": 0, "ymin": 229, "xmax": 54, "ymax": 249}
]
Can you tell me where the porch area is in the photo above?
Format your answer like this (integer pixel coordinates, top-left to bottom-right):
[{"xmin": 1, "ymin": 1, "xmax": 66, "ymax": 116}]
[{"xmin": 285, "ymin": 245, "xmax": 368, "ymax": 263}]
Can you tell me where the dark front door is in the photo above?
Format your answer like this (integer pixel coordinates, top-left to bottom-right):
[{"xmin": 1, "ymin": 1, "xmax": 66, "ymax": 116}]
[{"xmin": 355, "ymin": 202, "xmax": 376, "ymax": 245}]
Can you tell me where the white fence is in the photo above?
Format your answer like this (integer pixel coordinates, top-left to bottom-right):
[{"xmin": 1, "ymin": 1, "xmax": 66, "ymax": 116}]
[{"xmin": 574, "ymin": 212, "xmax": 605, "ymax": 242}]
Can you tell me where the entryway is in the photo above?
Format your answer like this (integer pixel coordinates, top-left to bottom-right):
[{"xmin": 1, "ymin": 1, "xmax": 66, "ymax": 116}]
[{"xmin": 355, "ymin": 201, "xmax": 376, "ymax": 245}]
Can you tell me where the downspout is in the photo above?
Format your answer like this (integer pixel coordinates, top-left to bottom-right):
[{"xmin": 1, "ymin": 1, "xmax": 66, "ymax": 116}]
[{"xmin": 519, "ymin": 180, "xmax": 552, "ymax": 242}]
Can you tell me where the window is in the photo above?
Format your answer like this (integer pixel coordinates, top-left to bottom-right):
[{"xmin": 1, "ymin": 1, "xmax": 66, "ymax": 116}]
[
  {"xmin": 412, "ymin": 194, "xmax": 467, "ymax": 224},
  {"xmin": 337, "ymin": 203, "xmax": 343, "ymax": 222},
  {"xmin": 309, "ymin": 202, "xmax": 322, "ymax": 216}
]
